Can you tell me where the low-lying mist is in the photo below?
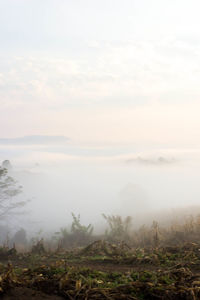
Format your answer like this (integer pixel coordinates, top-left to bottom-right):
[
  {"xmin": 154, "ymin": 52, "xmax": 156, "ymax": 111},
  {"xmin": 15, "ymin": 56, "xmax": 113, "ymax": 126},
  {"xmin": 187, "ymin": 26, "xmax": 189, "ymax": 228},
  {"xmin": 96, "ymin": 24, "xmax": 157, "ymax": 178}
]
[{"xmin": 1, "ymin": 139, "xmax": 200, "ymax": 238}]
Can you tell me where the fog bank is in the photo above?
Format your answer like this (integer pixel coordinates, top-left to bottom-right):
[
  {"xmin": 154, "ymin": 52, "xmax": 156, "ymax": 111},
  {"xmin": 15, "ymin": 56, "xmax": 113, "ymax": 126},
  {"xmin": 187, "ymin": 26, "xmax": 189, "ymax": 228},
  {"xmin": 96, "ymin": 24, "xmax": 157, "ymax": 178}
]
[{"xmin": 0, "ymin": 139, "xmax": 200, "ymax": 234}]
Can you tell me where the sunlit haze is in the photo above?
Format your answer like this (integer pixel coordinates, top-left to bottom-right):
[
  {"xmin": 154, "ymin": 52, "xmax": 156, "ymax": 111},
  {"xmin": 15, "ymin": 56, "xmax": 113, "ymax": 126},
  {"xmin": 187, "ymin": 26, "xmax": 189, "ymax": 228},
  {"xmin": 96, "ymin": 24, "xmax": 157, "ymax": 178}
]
[{"xmin": 1, "ymin": 0, "xmax": 200, "ymax": 232}]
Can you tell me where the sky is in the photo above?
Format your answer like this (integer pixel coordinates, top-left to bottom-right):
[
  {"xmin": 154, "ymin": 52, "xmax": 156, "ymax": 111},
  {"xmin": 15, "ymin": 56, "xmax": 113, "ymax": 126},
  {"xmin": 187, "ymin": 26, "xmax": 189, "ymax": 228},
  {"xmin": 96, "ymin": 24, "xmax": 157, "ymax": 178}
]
[{"xmin": 1, "ymin": 0, "xmax": 200, "ymax": 146}]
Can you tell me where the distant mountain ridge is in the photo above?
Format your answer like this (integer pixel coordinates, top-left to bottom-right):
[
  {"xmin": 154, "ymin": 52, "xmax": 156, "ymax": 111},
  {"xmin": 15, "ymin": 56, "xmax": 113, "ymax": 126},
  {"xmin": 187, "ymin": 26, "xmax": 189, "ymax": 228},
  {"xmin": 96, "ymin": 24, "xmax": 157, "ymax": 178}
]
[{"xmin": 0, "ymin": 135, "xmax": 70, "ymax": 145}]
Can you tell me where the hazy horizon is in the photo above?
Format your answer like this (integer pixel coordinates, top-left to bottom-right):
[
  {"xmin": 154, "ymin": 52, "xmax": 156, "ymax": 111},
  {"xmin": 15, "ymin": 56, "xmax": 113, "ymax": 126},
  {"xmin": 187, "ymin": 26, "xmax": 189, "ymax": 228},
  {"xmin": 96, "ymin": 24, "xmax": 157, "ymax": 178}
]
[{"xmin": 1, "ymin": 1, "xmax": 200, "ymax": 234}]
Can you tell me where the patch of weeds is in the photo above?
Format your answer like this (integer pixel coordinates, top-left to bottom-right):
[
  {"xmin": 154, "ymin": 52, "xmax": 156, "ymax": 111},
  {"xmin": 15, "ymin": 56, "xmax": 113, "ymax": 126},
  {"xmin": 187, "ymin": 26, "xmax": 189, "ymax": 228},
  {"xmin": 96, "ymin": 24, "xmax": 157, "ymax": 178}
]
[
  {"xmin": 131, "ymin": 272, "xmax": 139, "ymax": 281},
  {"xmin": 139, "ymin": 270, "xmax": 157, "ymax": 282},
  {"xmin": 159, "ymin": 274, "xmax": 175, "ymax": 285},
  {"xmin": 87, "ymin": 255, "xmax": 111, "ymax": 261},
  {"xmin": 27, "ymin": 254, "xmax": 42, "ymax": 267}
]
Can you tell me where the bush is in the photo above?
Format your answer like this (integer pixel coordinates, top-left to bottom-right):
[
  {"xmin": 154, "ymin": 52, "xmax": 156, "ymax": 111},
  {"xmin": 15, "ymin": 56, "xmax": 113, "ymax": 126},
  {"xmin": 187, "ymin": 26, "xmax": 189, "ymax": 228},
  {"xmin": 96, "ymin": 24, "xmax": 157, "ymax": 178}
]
[{"xmin": 102, "ymin": 214, "xmax": 132, "ymax": 242}]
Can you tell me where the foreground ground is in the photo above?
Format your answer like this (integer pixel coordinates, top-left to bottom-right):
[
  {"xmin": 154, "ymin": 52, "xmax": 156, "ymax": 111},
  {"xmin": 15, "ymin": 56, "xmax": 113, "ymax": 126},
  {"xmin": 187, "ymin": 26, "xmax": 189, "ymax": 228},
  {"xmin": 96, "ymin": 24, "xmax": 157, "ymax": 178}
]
[{"xmin": 0, "ymin": 240, "xmax": 200, "ymax": 299}]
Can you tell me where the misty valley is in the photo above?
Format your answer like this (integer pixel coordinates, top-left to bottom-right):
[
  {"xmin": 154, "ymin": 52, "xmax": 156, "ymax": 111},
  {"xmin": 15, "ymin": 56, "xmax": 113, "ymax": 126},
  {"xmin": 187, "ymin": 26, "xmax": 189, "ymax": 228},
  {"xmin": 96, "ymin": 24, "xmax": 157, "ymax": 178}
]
[
  {"xmin": 0, "ymin": 155, "xmax": 200, "ymax": 299},
  {"xmin": 1, "ymin": 0, "xmax": 200, "ymax": 298}
]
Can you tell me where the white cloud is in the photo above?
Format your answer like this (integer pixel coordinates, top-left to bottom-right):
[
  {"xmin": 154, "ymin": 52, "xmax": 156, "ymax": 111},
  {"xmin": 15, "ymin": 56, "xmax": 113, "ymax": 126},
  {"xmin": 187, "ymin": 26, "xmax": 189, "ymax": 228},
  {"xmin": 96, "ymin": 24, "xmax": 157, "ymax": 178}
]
[
  {"xmin": 1, "ymin": 36, "xmax": 200, "ymax": 110},
  {"xmin": 0, "ymin": 36, "xmax": 200, "ymax": 144}
]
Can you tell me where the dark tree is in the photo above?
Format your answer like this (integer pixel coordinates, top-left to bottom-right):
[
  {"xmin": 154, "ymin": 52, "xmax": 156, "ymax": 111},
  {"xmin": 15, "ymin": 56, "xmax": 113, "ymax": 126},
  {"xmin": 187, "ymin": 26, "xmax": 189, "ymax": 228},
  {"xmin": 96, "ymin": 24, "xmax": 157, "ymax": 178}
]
[{"xmin": 0, "ymin": 167, "xmax": 27, "ymax": 220}]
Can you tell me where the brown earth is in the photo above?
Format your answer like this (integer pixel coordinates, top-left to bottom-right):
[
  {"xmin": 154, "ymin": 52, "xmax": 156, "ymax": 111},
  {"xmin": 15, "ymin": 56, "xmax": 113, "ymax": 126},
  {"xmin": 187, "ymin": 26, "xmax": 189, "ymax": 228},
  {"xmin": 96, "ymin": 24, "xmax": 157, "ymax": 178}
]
[
  {"xmin": 2, "ymin": 287, "xmax": 65, "ymax": 300},
  {"xmin": 0, "ymin": 243, "xmax": 200, "ymax": 300},
  {"xmin": 0, "ymin": 258, "xmax": 159, "ymax": 299},
  {"xmin": 67, "ymin": 260, "xmax": 158, "ymax": 272}
]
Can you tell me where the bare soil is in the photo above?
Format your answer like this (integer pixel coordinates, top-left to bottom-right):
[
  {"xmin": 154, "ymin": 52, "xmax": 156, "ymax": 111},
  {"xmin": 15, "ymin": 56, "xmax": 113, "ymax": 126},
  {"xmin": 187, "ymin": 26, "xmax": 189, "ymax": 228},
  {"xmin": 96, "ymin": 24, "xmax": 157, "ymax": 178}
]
[{"xmin": 2, "ymin": 287, "xmax": 65, "ymax": 300}]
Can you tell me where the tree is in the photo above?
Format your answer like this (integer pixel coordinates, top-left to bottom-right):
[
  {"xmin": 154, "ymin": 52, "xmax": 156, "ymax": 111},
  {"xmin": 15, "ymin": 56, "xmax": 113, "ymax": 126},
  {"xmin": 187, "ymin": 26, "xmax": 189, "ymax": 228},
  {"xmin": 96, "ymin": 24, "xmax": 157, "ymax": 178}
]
[
  {"xmin": 71, "ymin": 213, "xmax": 93, "ymax": 237},
  {"xmin": 0, "ymin": 167, "xmax": 27, "ymax": 220},
  {"xmin": 102, "ymin": 214, "xmax": 132, "ymax": 242},
  {"xmin": 55, "ymin": 213, "xmax": 94, "ymax": 248},
  {"xmin": 11, "ymin": 228, "xmax": 27, "ymax": 246}
]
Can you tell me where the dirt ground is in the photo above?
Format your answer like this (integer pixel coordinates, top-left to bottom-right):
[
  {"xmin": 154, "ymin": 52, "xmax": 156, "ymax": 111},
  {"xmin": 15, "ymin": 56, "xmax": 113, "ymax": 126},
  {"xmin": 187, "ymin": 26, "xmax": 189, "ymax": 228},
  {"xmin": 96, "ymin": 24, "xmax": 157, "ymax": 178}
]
[
  {"xmin": 0, "ymin": 259, "xmax": 159, "ymax": 299},
  {"xmin": 2, "ymin": 287, "xmax": 65, "ymax": 300},
  {"xmin": 1, "ymin": 242, "xmax": 200, "ymax": 299}
]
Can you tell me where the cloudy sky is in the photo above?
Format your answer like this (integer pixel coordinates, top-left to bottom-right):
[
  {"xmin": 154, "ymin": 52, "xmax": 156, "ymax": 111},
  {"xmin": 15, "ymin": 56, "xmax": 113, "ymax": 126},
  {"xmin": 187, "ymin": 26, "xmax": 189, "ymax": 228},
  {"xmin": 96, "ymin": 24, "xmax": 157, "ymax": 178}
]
[{"xmin": 1, "ymin": 0, "xmax": 200, "ymax": 147}]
